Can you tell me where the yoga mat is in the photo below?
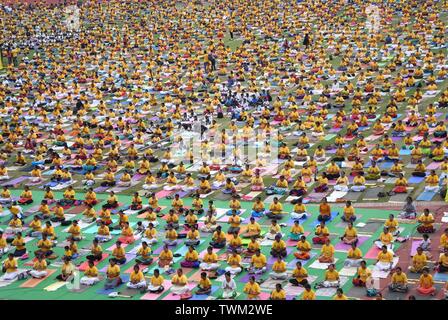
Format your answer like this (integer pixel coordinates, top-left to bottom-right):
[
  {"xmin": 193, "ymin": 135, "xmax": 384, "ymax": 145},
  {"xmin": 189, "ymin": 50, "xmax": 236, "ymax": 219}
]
[
  {"xmin": 389, "ymin": 193, "xmax": 409, "ymax": 203},
  {"xmin": 1, "ymin": 176, "xmax": 29, "ymax": 186},
  {"xmin": 427, "ymin": 162, "xmax": 441, "ymax": 170},
  {"xmin": 309, "ymin": 211, "xmax": 339, "ymax": 227},
  {"xmin": 140, "ymin": 280, "xmax": 172, "ymax": 300},
  {"xmin": 334, "ymin": 235, "xmax": 370, "ymax": 252},
  {"xmin": 410, "ymin": 239, "xmax": 423, "ymax": 256},
  {"xmin": 20, "ymin": 269, "xmax": 56, "ymax": 288},
  {"xmin": 358, "ymin": 221, "xmax": 384, "ymax": 234},
  {"xmin": 408, "ymin": 176, "xmax": 425, "ymax": 184},
  {"xmin": 363, "ymin": 187, "xmax": 384, "ymax": 201},
  {"xmin": 308, "ymin": 258, "xmax": 339, "ymax": 269},
  {"xmin": 342, "ymin": 192, "xmax": 362, "ymax": 202},
  {"xmin": 155, "ymin": 190, "xmax": 174, "ymax": 199},
  {"xmin": 286, "ymin": 252, "xmax": 317, "ymax": 269},
  {"xmin": 44, "ymin": 281, "xmax": 67, "ymax": 292},
  {"xmin": 96, "ymin": 275, "xmax": 130, "ymax": 295},
  {"xmin": 241, "ymin": 191, "xmax": 262, "ymax": 201},
  {"xmin": 189, "ymin": 286, "xmax": 219, "ymax": 300},
  {"xmin": 78, "ymin": 253, "xmax": 109, "ymax": 272},
  {"xmin": 162, "ymin": 283, "xmax": 197, "ymax": 300},
  {"xmin": 416, "ymin": 190, "xmax": 437, "ymax": 201},
  {"xmin": 434, "ymin": 272, "xmax": 448, "ymax": 282},
  {"xmin": 364, "ymin": 246, "xmax": 381, "ymax": 260}
]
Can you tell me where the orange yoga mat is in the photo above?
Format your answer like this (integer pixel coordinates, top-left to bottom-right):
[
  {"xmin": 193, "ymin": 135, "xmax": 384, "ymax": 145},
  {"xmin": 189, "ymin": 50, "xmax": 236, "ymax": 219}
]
[{"xmin": 20, "ymin": 269, "xmax": 56, "ymax": 288}]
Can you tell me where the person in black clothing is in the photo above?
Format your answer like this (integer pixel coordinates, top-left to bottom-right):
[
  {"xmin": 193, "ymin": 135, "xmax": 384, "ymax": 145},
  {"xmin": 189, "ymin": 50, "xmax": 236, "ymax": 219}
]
[{"xmin": 303, "ymin": 33, "xmax": 310, "ymax": 47}]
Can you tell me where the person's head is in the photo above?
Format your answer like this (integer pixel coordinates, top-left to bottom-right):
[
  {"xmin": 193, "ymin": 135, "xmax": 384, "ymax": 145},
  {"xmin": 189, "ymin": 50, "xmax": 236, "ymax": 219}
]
[
  {"xmin": 422, "ymin": 267, "xmax": 429, "ymax": 275},
  {"xmin": 177, "ymin": 268, "xmax": 183, "ymax": 276},
  {"xmin": 200, "ymin": 271, "xmax": 207, "ymax": 280},
  {"xmin": 336, "ymin": 288, "xmax": 344, "ymax": 296},
  {"xmin": 249, "ymin": 276, "xmax": 256, "ymax": 284},
  {"xmin": 275, "ymin": 283, "xmax": 282, "ymax": 291},
  {"xmin": 417, "ymin": 247, "xmax": 423, "ymax": 255},
  {"xmin": 133, "ymin": 264, "xmax": 140, "ymax": 273},
  {"xmin": 207, "ymin": 246, "xmax": 213, "ymax": 254},
  {"xmin": 225, "ymin": 271, "xmax": 231, "ymax": 281},
  {"xmin": 396, "ymin": 266, "xmax": 402, "ymax": 274},
  {"xmin": 408, "ymin": 295, "xmax": 416, "ymax": 300},
  {"xmin": 423, "ymin": 208, "xmax": 430, "ymax": 216},
  {"xmin": 382, "ymin": 245, "xmax": 388, "ymax": 253},
  {"xmin": 304, "ymin": 283, "xmax": 311, "ymax": 291}
]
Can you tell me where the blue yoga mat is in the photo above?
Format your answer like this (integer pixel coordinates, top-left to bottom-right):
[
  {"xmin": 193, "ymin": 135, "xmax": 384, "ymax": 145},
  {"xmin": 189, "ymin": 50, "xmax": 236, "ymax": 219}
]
[
  {"xmin": 96, "ymin": 274, "xmax": 130, "ymax": 295},
  {"xmin": 408, "ymin": 176, "xmax": 425, "ymax": 184},
  {"xmin": 308, "ymin": 211, "xmax": 339, "ymax": 228},
  {"xmin": 434, "ymin": 272, "xmax": 448, "ymax": 282},
  {"xmin": 399, "ymin": 149, "xmax": 412, "ymax": 156},
  {"xmin": 416, "ymin": 190, "xmax": 437, "ymax": 201}
]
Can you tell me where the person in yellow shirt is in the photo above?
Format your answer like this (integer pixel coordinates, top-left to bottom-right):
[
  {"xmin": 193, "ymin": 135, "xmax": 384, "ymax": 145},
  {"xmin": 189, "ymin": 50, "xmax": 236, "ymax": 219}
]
[
  {"xmin": 56, "ymin": 257, "xmax": 75, "ymax": 282},
  {"xmin": 341, "ymin": 201, "xmax": 357, "ymax": 222},
  {"xmin": 289, "ymin": 220, "xmax": 305, "ymax": 241},
  {"xmin": 180, "ymin": 245, "xmax": 200, "ymax": 269},
  {"xmin": 269, "ymin": 256, "xmax": 288, "ymax": 280},
  {"xmin": 171, "ymin": 268, "xmax": 189, "ymax": 295},
  {"xmin": 251, "ymin": 197, "xmax": 266, "ymax": 217},
  {"xmin": 375, "ymin": 227, "xmax": 395, "ymax": 251},
  {"xmin": 291, "ymin": 198, "xmax": 309, "ymax": 220},
  {"xmin": 409, "ymin": 247, "xmax": 428, "ymax": 273},
  {"xmin": 266, "ymin": 197, "xmax": 284, "ymax": 219},
  {"xmin": 333, "ymin": 288, "xmax": 348, "ymax": 300},
  {"xmin": 104, "ymin": 258, "xmax": 122, "ymax": 289},
  {"xmin": 375, "ymin": 245, "xmax": 394, "ymax": 272},
  {"xmin": 200, "ymin": 246, "xmax": 219, "ymax": 271},
  {"xmin": 270, "ymin": 283, "xmax": 286, "ymax": 300},
  {"xmin": 28, "ymin": 255, "xmax": 48, "ymax": 279},
  {"xmin": 416, "ymin": 267, "xmax": 436, "ymax": 296},
  {"xmin": 147, "ymin": 268, "xmax": 165, "ymax": 293},
  {"xmin": 210, "ymin": 226, "xmax": 226, "ymax": 249},
  {"xmin": 315, "ymin": 263, "xmax": 340, "ymax": 289},
  {"xmin": 135, "ymin": 241, "xmax": 153, "ymax": 265},
  {"xmin": 243, "ymin": 276, "xmax": 261, "ymax": 300},
  {"xmin": 388, "ymin": 267, "xmax": 408, "ymax": 292},
  {"xmin": 2, "ymin": 253, "xmax": 19, "ymax": 280},
  {"xmin": 313, "ymin": 221, "xmax": 330, "ymax": 244},
  {"xmin": 437, "ymin": 249, "xmax": 448, "ymax": 273},
  {"xmin": 439, "ymin": 228, "xmax": 448, "ymax": 252},
  {"xmin": 318, "ymin": 239, "xmax": 335, "ymax": 263},
  {"xmin": 302, "ymin": 284, "xmax": 316, "ymax": 300},
  {"xmin": 196, "ymin": 272, "xmax": 212, "ymax": 295},
  {"xmin": 127, "ymin": 264, "xmax": 147, "ymax": 290},
  {"xmin": 249, "ymin": 249, "xmax": 267, "ymax": 274},
  {"xmin": 341, "ymin": 222, "xmax": 358, "ymax": 245},
  {"xmin": 352, "ymin": 260, "xmax": 371, "ymax": 287},
  {"xmin": 417, "ymin": 209, "xmax": 435, "ymax": 234},
  {"xmin": 80, "ymin": 260, "xmax": 100, "ymax": 286},
  {"xmin": 424, "ymin": 170, "xmax": 439, "ymax": 192},
  {"xmin": 225, "ymin": 250, "xmax": 242, "ymax": 275}
]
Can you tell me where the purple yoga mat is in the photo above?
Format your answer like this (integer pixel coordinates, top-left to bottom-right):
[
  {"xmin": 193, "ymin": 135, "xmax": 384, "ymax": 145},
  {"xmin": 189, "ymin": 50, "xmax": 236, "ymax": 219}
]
[
  {"xmin": 410, "ymin": 239, "xmax": 423, "ymax": 256},
  {"xmin": 334, "ymin": 235, "xmax": 370, "ymax": 252},
  {"xmin": 94, "ymin": 186, "xmax": 110, "ymax": 193},
  {"xmin": 1, "ymin": 176, "xmax": 29, "ymax": 186}
]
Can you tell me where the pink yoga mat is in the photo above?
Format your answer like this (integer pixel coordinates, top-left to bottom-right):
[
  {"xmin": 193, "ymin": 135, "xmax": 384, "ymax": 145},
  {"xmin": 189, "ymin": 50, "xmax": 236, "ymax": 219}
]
[
  {"xmin": 410, "ymin": 239, "xmax": 423, "ymax": 256},
  {"xmin": 155, "ymin": 190, "xmax": 174, "ymax": 199},
  {"xmin": 141, "ymin": 280, "xmax": 172, "ymax": 300},
  {"xmin": 162, "ymin": 283, "xmax": 197, "ymax": 300},
  {"xmin": 365, "ymin": 246, "xmax": 381, "ymax": 260}
]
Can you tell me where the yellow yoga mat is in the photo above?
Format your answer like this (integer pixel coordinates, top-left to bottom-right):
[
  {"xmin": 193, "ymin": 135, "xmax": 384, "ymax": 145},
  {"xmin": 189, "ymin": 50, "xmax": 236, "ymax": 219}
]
[{"xmin": 44, "ymin": 281, "xmax": 67, "ymax": 292}]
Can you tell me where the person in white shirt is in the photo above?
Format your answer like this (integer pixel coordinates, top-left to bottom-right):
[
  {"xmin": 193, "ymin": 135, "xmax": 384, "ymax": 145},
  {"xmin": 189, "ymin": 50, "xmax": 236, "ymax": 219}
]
[{"xmin": 219, "ymin": 271, "xmax": 237, "ymax": 299}]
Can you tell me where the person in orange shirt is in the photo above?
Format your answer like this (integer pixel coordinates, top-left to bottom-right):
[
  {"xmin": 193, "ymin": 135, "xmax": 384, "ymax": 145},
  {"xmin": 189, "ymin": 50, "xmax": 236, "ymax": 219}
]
[{"xmin": 318, "ymin": 197, "xmax": 332, "ymax": 222}]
